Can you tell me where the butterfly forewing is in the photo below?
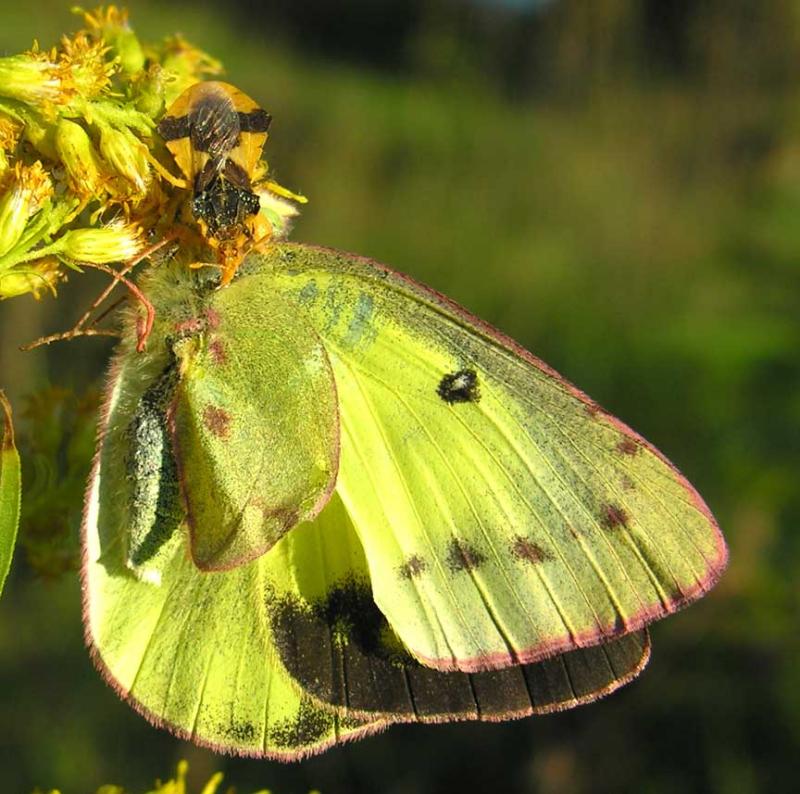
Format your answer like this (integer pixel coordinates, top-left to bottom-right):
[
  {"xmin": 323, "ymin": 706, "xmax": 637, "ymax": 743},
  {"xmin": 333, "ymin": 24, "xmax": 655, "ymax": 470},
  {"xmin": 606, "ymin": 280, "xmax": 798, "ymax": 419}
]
[{"xmin": 267, "ymin": 243, "xmax": 727, "ymax": 672}]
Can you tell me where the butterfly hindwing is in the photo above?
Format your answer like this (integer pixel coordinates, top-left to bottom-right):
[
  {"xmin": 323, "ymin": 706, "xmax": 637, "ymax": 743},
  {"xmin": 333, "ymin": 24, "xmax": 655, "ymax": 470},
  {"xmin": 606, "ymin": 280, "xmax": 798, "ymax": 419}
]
[{"xmin": 264, "ymin": 243, "xmax": 727, "ymax": 672}]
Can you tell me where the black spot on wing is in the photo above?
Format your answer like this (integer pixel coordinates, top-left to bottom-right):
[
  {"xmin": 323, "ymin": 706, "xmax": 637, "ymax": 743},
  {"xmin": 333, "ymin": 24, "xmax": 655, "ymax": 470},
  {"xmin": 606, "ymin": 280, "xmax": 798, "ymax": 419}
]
[
  {"xmin": 437, "ymin": 368, "xmax": 480, "ymax": 404},
  {"xmin": 269, "ymin": 577, "xmax": 650, "ymax": 719},
  {"xmin": 398, "ymin": 554, "xmax": 428, "ymax": 579},
  {"xmin": 446, "ymin": 538, "xmax": 486, "ymax": 572},
  {"xmin": 616, "ymin": 438, "xmax": 640, "ymax": 456},
  {"xmin": 220, "ymin": 720, "xmax": 256, "ymax": 743},
  {"xmin": 601, "ymin": 503, "xmax": 629, "ymax": 530},
  {"xmin": 157, "ymin": 114, "xmax": 191, "ymax": 141},
  {"xmin": 271, "ymin": 581, "xmax": 417, "ymax": 715},
  {"xmin": 271, "ymin": 578, "xmax": 522, "ymax": 719},
  {"xmin": 510, "ymin": 536, "xmax": 554, "ymax": 565},
  {"xmin": 202, "ymin": 404, "xmax": 231, "ymax": 439},
  {"xmin": 238, "ymin": 108, "xmax": 272, "ymax": 133},
  {"xmin": 522, "ymin": 631, "xmax": 649, "ymax": 706}
]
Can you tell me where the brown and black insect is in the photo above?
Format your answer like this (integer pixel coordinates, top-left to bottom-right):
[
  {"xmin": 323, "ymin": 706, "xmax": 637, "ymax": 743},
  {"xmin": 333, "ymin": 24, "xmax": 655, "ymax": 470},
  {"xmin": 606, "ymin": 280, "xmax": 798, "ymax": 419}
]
[{"xmin": 157, "ymin": 81, "xmax": 273, "ymax": 286}]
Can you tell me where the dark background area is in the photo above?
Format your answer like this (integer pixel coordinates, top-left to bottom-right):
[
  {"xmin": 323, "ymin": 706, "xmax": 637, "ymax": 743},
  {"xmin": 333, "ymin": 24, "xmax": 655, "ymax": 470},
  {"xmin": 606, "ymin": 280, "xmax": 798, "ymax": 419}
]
[{"xmin": 0, "ymin": 1, "xmax": 798, "ymax": 792}]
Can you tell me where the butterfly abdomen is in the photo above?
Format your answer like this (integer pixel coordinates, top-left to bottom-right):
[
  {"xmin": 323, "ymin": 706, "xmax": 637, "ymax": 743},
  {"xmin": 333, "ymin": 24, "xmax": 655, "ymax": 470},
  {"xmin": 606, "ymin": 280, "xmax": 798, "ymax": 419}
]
[{"xmin": 124, "ymin": 365, "xmax": 183, "ymax": 570}]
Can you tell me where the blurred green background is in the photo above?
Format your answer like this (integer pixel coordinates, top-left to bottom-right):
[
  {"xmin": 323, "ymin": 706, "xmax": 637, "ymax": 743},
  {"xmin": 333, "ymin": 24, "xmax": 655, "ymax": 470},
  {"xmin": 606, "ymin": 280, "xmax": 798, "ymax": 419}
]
[{"xmin": 1, "ymin": 1, "xmax": 798, "ymax": 792}]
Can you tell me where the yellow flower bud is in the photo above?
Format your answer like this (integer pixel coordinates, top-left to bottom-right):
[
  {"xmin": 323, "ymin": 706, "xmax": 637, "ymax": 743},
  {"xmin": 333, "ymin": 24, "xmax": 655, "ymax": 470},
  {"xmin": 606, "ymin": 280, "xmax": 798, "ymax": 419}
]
[
  {"xmin": 80, "ymin": 5, "xmax": 145, "ymax": 75},
  {"xmin": 57, "ymin": 221, "xmax": 143, "ymax": 264},
  {"xmin": 19, "ymin": 110, "xmax": 59, "ymax": 161},
  {"xmin": 0, "ymin": 53, "xmax": 60, "ymax": 103},
  {"xmin": 99, "ymin": 125, "xmax": 150, "ymax": 194},
  {"xmin": 0, "ymin": 162, "xmax": 53, "ymax": 257},
  {"xmin": 54, "ymin": 118, "xmax": 105, "ymax": 197},
  {"xmin": 0, "ymin": 256, "xmax": 62, "ymax": 299}
]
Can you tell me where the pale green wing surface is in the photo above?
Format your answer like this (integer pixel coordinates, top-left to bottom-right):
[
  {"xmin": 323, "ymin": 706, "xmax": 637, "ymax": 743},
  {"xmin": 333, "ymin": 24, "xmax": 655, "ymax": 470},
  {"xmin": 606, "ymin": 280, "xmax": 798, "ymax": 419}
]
[
  {"xmin": 84, "ymin": 348, "xmax": 383, "ymax": 760},
  {"xmin": 0, "ymin": 391, "xmax": 20, "ymax": 596},
  {"xmin": 170, "ymin": 272, "xmax": 339, "ymax": 571},
  {"xmin": 264, "ymin": 243, "xmax": 727, "ymax": 672},
  {"xmin": 268, "ymin": 490, "xmax": 651, "ymax": 720}
]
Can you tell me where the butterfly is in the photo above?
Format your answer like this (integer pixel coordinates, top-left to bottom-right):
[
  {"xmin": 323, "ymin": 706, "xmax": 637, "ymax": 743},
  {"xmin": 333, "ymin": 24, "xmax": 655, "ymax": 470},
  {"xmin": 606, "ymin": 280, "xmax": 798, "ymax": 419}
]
[{"xmin": 82, "ymin": 241, "xmax": 727, "ymax": 759}]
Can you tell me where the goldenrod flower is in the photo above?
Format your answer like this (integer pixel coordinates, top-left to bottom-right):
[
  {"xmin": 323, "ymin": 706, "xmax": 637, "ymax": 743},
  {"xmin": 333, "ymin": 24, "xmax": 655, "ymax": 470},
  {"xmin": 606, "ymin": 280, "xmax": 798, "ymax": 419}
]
[
  {"xmin": 0, "ymin": 6, "xmax": 305, "ymax": 307},
  {"xmin": 0, "ymin": 115, "xmax": 21, "ymax": 173},
  {"xmin": 56, "ymin": 220, "xmax": 143, "ymax": 263},
  {"xmin": 0, "ymin": 162, "xmax": 53, "ymax": 257},
  {"xmin": 12, "ymin": 107, "xmax": 59, "ymax": 160},
  {"xmin": 33, "ymin": 758, "xmax": 273, "ymax": 794},
  {"xmin": 0, "ymin": 256, "xmax": 61, "ymax": 299},
  {"xmin": 0, "ymin": 52, "xmax": 60, "ymax": 104},
  {"xmin": 58, "ymin": 32, "xmax": 115, "ymax": 100},
  {"xmin": 99, "ymin": 124, "xmax": 151, "ymax": 195},
  {"xmin": 80, "ymin": 5, "xmax": 145, "ymax": 75},
  {"xmin": 0, "ymin": 114, "xmax": 19, "ymax": 147},
  {"xmin": 54, "ymin": 117, "xmax": 106, "ymax": 197}
]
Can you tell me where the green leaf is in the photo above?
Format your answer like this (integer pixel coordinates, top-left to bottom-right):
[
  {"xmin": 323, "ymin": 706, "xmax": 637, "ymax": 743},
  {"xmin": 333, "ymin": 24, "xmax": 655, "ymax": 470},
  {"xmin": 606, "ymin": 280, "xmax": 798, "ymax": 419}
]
[{"xmin": 0, "ymin": 390, "xmax": 21, "ymax": 596}]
